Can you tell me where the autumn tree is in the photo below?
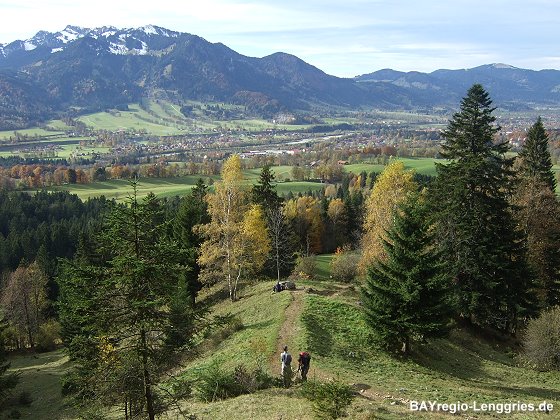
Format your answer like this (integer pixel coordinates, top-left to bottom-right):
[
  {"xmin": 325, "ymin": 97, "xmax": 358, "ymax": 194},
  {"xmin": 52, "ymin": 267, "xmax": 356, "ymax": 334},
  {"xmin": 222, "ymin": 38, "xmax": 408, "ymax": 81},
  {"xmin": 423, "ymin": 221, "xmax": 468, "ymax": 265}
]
[
  {"xmin": 515, "ymin": 178, "xmax": 560, "ymax": 309},
  {"xmin": 327, "ymin": 198, "xmax": 349, "ymax": 249},
  {"xmin": 0, "ymin": 261, "xmax": 48, "ymax": 349},
  {"xmin": 198, "ymin": 155, "xmax": 270, "ymax": 301},
  {"xmin": 240, "ymin": 204, "xmax": 271, "ymax": 277},
  {"xmin": 432, "ymin": 84, "xmax": 528, "ymax": 332},
  {"xmin": 514, "ymin": 118, "xmax": 560, "ymax": 309},
  {"xmin": 362, "ymin": 195, "xmax": 452, "ymax": 354},
  {"xmin": 58, "ymin": 186, "xmax": 197, "ymax": 419},
  {"xmin": 359, "ymin": 161, "xmax": 417, "ymax": 274},
  {"xmin": 284, "ymin": 196, "xmax": 324, "ymax": 255},
  {"xmin": 251, "ymin": 166, "xmax": 295, "ymax": 279}
]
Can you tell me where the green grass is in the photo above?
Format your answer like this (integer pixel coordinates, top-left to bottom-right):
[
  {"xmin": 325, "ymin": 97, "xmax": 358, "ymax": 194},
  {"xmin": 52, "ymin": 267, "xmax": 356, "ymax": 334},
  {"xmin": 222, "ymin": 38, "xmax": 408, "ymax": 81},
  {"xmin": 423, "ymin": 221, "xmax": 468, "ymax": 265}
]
[
  {"xmin": 42, "ymin": 175, "xmax": 325, "ymax": 202},
  {"xmin": 9, "ymin": 272, "xmax": 560, "ymax": 419},
  {"xmin": 72, "ymin": 100, "xmax": 315, "ymax": 135},
  {"xmin": 299, "ymin": 292, "xmax": 560, "ymax": 418},
  {"xmin": 46, "ymin": 176, "xmax": 211, "ymax": 201},
  {"xmin": 5, "ymin": 349, "xmax": 75, "ymax": 419},
  {"xmin": 346, "ymin": 157, "xmax": 444, "ymax": 177},
  {"xmin": 314, "ymin": 254, "xmax": 333, "ymax": 280}
]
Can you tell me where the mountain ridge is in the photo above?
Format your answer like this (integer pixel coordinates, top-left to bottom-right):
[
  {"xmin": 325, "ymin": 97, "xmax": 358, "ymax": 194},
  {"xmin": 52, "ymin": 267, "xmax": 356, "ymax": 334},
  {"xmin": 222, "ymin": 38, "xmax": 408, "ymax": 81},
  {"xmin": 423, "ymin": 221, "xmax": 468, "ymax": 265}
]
[{"xmin": 1, "ymin": 25, "xmax": 559, "ymax": 130}]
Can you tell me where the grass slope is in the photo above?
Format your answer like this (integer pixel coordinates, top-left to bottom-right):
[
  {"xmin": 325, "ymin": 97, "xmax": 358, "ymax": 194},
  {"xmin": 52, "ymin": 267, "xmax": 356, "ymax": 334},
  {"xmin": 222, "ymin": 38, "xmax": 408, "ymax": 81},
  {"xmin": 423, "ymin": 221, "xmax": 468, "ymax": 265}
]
[
  {"xmin": 176, "ymin": 265, "xmax": 560, "ymax": 419},
  {"xmin": 7, "ymin": 270, "xmax": 560, "ymax": 419},
  {"xmin": 5, "ymin": 350, "xmax": 75, "ymax": 420}
]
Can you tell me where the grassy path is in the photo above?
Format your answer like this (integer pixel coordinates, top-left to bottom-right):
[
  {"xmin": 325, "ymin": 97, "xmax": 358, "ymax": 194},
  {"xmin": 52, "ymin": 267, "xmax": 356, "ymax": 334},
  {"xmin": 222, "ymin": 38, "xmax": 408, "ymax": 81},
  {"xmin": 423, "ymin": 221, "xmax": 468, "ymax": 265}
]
[
  {"xmin": 270, "ymin": 289, "xmax": 329, "ymax": 383},
  {"xmin": 270, "ymin": 290, "xmax": 303, "ymax": 375}
]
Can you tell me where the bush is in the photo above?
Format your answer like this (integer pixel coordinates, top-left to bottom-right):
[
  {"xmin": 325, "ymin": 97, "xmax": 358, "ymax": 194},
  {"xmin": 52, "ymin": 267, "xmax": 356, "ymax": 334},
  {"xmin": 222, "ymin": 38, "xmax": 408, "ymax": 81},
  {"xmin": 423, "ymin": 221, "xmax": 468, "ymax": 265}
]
[
  {"xmin": 330, "ymin": 248, "xmax": 360, "ymax": 283},
  {"xmin": 195, "ymin": 363, "xmax": 241, "ymax": 402},
  {"xmin": 301, "ymin": 379, "xmax": 355, "ymax": 419},
  {"xmin": 523, "ymin": 306, "xmax": 560, "ymax": 370},
  {"xmin": 293, "ymin": 255, "xmax": 317, "ymax": 279},
  {"xmin": 195, "ymin": 363, "xmax": 277, "ymax": 402},
  {"xmin": 234, "ymin": 365, "xmax": 278, "ymax": 393},
  {"xmin": 36, "ymin": 320, "xmax": 61, "ymax": 352}
]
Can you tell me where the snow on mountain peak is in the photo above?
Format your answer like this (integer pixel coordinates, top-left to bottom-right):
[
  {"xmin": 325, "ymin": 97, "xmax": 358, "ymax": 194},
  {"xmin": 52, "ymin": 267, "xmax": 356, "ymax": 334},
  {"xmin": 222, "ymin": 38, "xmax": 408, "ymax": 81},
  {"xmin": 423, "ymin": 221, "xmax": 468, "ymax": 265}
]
[
  {"xmin": 141, "ymin": 25, "xmax": 158, "ymax": 35},
  {"xmin": 1, "ymin": 25, "xmax": 182, "ymax": 58}
]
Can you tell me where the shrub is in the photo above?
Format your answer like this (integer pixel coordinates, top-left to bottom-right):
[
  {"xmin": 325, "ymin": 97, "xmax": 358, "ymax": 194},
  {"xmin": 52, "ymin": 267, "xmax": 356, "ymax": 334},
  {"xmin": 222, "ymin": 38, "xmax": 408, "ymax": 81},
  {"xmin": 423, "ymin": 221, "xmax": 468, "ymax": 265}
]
[
  {"xmin": 233, "ymin": 365, "xmax": 277, "ymax": 393},
  {"xmin": 293, "ymin": 255, "xmax": 317, "ymax": 279},
  {"xmin": 195, "ymin": 363, "xmax": 241, "ymax": 402},
  {"xmin": 330, "ymin": 248, "xmax": 360, "ymax": 283},
  {"xmin": 195, "ymin": 363, "xmax": 277, "ymax": 402},
  {"xmin": 523, "ymin": 306, "xmax": 560, "ymax": 370},
  {"xmin": 301, "ymin": 379, "xmax": 355, "ymax": 419},
  {"xmin": 36, "ymin": 320, "xmax": 61, "ymax": 352}
]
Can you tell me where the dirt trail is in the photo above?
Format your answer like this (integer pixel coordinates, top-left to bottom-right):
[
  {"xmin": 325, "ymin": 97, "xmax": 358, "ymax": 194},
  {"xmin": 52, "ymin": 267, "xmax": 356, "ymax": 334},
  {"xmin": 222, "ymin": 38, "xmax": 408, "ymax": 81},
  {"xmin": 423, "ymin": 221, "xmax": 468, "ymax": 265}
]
[
  {"xmin": 269, "ymin": 288, "xmax": 385, "ymax": 403},
  {"xmin": 270, "ymin": 289, "xmax": 329, "ymax": 382},
  {"xmin": 270, "ymin": 290, "xmax": 304, "ymax": 373}
]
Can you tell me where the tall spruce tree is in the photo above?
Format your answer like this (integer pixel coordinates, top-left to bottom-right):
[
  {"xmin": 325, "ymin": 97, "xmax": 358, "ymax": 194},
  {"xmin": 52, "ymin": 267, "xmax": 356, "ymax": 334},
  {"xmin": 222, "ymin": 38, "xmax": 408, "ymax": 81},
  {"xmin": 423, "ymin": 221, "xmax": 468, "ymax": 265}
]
[
  {"xmin": 361, "ymin": 195, "xmax": 452, "ymax": 354},
  {"xmin": 0, "ymin": 319, "xmax": 18, "ymax": 408},
  {"xmin": 432, "ymin": 84, "xmax": 529, "ymax": 332},
  {"xmin": 251, "ymin": 165, "xmax": 283, "ymax": 211},
  {"xmin": 518, "ymin": 117, "xmax": 556, "ymax": 192},
  {"xmin": 516, "ymin": 118, "xmax": 560, "ymax": 309},
  {"xmin": 174, "ymin": 178, "xmax": 210, "ymax": 303},
  {"xmin": 58, "ymin": 185, "xmax": 198, "ymax": 418}
]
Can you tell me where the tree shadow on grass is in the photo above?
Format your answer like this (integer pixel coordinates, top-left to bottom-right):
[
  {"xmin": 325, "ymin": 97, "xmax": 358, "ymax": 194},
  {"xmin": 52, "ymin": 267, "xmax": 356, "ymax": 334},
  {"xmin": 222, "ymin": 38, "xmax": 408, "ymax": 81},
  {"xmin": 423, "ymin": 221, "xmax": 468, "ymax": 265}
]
[
  {"xmin": 477, "ymin": 383, "xmax": 560, "ymax": 402},
  {"xmin": 412, "ymin": 336, "xmax": 485, "ymax": 381},
  {"xmin": 301, "ymin": 311, "xmax": 334, "ymax": 357}
]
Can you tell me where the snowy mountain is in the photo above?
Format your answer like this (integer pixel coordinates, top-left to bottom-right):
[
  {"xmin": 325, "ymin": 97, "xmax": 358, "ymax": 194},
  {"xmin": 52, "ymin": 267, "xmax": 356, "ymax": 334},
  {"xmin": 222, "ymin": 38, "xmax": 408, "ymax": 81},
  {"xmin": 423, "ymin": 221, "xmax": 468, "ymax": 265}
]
[{"xmin": 0, "ymin": 25, "xmax": 559, "ymax": 130}]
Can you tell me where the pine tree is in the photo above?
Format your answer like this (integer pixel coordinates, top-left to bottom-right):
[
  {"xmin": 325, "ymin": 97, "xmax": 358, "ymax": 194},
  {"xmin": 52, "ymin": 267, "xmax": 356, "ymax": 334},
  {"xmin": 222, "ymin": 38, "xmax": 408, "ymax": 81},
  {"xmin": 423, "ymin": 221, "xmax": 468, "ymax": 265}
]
[
  {"xmin": 252, "ymin": 165, "xmax": 282, "ymax": 211},
  {"xmin": 174, "ymin": 178, "xmax": 210, "ymax": 303},
  {"xmin": 432, "ymin": 84, "xmax": 529, "ymax": 332},
  {"xmin": 0, "ymin": 319, "xmax": 18, "ymax": 407},
  {"xmin": 361, "ymin": 195, "xmax": 452, "ymax": 354},
  {"xmin": 518, "ymin": 117, "xmax": 556, "ymax": 192},
  {"xmin": 58, "ymin": 184, "xmax": 198, "ymax": 418}
]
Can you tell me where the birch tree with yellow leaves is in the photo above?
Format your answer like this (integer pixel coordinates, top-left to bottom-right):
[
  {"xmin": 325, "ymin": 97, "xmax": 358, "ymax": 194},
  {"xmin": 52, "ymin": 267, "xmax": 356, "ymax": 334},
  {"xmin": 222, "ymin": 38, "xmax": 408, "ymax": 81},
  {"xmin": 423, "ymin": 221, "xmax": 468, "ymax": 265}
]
[
  {"xmin": 359, "ymin": 161, "xmax": 417, "ymax": 274},
  {"xmin": 198, "ymin": 155, "xmax": 270, "ymax": 301}
]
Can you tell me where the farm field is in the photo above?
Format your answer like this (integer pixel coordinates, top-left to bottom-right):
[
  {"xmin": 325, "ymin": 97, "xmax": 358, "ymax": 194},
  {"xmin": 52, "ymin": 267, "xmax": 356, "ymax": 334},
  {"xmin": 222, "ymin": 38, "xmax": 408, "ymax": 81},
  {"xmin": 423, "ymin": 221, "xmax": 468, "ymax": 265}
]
[
  {"xmin": 44, "ymin": 176, "xmax": 326, "ymax": 201},
  {"xmin": 346, "ymin": 157, "xmax": 443, "ymax": 176},
  {"xmin": 36, "ymin": 158, "xmax": 444, "ymax": 201},
  {"xmin": 74, "ymin": 100, "xmax": 318, "ymax": 135}
]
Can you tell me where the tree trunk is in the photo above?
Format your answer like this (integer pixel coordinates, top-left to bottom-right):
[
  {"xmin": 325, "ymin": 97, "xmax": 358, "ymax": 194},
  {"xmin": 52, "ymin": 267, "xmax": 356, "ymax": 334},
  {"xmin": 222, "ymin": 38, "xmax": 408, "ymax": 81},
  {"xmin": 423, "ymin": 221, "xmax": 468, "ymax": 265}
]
[
  {"xmin": 140, "ymin": 328, "xmax": 155, "ymax": 420},
  {"xmin": 401, "ymin": 336, "xmax": 410, "ymax": 354}
]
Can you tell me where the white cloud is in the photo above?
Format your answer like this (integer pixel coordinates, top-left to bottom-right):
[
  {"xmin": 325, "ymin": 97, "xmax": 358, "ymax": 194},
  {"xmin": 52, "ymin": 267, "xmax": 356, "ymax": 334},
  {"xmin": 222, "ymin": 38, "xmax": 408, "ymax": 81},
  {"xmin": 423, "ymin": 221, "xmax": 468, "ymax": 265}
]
[{"xmin": 0, "ymin": 0, "xmax": 558, "ymax": 76}]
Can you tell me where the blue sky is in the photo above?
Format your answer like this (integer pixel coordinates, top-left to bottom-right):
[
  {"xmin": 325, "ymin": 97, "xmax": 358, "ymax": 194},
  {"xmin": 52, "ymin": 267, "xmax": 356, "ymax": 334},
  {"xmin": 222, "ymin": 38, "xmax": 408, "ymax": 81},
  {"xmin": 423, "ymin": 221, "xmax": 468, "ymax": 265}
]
[{"xmin": 1, "ymin": 0, "xmax": 558, "ymax": 77}]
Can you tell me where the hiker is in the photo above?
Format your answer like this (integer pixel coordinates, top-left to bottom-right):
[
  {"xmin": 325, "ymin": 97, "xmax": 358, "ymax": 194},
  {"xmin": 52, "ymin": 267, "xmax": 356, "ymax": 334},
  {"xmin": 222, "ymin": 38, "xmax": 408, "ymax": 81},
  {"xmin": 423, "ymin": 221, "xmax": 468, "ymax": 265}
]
[
  {"xmin": 280, "ymin": 345, "xmax": 293, "ymax": 387},
  {"xmin": 272, "ymin": 282, "xmax": 283, "ymax": 293},
  {"xmin": 297, "ymin": 351, "xmax": 311, "ymax": 381}
]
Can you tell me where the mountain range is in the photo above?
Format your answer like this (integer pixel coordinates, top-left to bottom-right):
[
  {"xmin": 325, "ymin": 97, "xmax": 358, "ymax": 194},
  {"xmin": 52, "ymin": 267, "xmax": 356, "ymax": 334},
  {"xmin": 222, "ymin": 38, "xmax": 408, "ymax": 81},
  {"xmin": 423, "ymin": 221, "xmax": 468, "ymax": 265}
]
[{"xmin": 1, "ymin": 25, "xmax": 559, "ymax": 130}]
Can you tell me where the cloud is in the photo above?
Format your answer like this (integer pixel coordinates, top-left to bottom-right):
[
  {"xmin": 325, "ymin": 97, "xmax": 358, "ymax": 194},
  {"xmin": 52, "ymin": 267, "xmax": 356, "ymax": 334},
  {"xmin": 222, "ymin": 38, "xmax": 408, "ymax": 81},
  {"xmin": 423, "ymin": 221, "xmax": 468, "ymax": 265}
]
[{"xmin": 1, "ymin": 0, "xmax": 558, "ymax": 76}]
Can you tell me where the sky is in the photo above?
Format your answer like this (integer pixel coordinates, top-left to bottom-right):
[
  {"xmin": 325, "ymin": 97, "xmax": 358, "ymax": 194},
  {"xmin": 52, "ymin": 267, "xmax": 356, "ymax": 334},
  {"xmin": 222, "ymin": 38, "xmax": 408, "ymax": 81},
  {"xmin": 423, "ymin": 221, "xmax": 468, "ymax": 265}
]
[{"xmin": 1, "ymin": 0, "xmax": 558, "ymax": 77}]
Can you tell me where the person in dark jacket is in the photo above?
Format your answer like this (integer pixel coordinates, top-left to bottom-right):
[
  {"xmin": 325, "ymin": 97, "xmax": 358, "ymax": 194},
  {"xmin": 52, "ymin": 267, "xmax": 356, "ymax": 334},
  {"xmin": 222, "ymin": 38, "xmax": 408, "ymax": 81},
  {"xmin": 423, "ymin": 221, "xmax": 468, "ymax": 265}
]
[{"xmin": 297, "ymin": 351, "xmax": 311, "ymax": 381}]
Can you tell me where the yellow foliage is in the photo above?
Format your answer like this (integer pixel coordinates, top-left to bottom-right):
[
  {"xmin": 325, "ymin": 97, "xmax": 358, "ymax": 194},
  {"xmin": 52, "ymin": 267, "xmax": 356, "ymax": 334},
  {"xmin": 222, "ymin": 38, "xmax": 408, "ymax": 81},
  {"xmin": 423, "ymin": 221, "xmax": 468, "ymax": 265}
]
[
  {"xmin": 221, "ymin": 154, "xmax": 244, "ymax": 184},
  {"xmin": 359, "ymin": 161, "xmax": 417, "ymax": 274},
  {"xmin": 242, "ymin": 204, "xmax": 271, "ymax": 273}
]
